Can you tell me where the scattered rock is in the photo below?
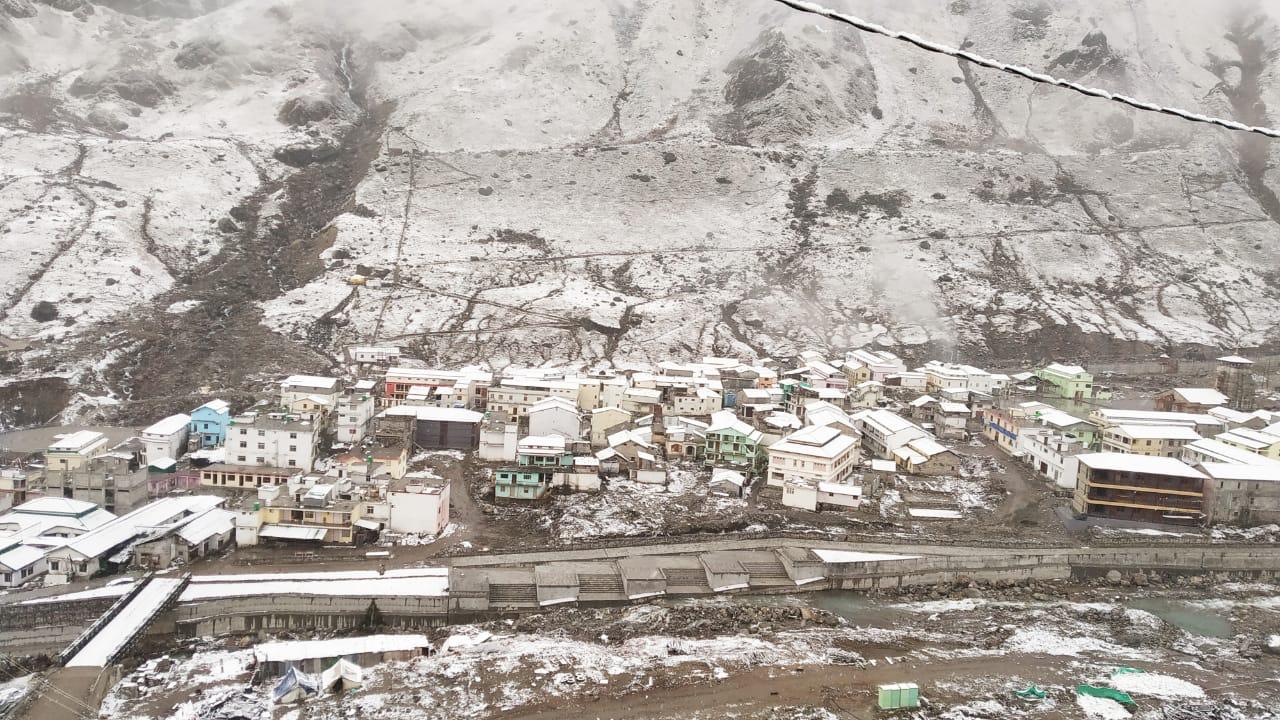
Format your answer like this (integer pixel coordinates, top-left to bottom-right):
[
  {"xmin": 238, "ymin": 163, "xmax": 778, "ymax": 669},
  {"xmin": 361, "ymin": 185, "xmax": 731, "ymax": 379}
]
[
  {"xmin": 174, "ymin": 37, "xmax": 223, "ymax": 69},
  {"xmin": 29, "ymin": 301, "xmax": 58, "ymax": 322},
  {"xmin": 277, "ymin": 95, "xmax": 337, "ymax": 126},
  {"xmin": 216, "ymin": 217, "xmax": 239, "ymax": 233},
  {"xmin": 661, "ymin": 151, "xmax": 677, "ymax": 165},
  {"xmin": 272, "ymin": 141, "xmax": 338, "ymax": 167},
  {"xmin": 1105, "ymin": 569, "xmax": 1123, "ymax": 585},
  {"xmin": 478, "ymin": 186, "xmax": 494, "ymax": 196}
]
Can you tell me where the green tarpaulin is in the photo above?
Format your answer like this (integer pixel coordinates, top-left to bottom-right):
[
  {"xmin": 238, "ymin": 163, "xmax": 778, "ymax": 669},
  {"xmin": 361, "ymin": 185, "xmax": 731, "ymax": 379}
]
[
  {"xmin": 1013, "ymin": 685, "xmax": 1047, "ymax": 700},
  {"xmin": 1076, "ymin": 685, "xmax": 1136, "ymax": 705},
  {"xmin": 1111, "ymin": 667, "xmax": 1146, "ymax": 676}
]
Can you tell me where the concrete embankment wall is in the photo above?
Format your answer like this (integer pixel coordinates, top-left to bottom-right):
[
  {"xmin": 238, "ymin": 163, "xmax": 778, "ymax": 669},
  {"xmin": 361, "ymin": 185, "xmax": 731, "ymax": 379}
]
[
  {"xmin": 175, "ymin": 595, "xmax": 450, "ymax": 636},
  {"xmin": 0, "ymin": 599, "xmax": 115, "ymax": 657}
]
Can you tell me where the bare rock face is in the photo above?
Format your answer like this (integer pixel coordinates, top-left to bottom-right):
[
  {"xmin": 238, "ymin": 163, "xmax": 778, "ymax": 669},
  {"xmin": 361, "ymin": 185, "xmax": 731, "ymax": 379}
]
[
  {"xmin": 0, "ymin": 0, "xmax": 34, "ymax": 17},
  {"xmin": 68, "ymin": 69, "xmax": 176, "ymax": 108},
  {"xmin": 93, "ymin": 0, "xmax": 237, "ymax": 19},
  {"xmin": 273, "ymin": 140, "xmax": 338, "ymax": 167},
  {"xmin": 173, "ymin": 37, "xmax": 224, "ymax": 69},
  {"xmin": 1050, "ymin": 30, "xmax": 1127, "ymax": 81},
  {"xmin": 86, "ymin": 103, "xmax": 129, "ymax": 132},
  {"xmin": 35, "ymin": 0, "xmax": 92, "ymax": 16},
  {"xmin": 277, "ymin": 95, "xmax": 337, "ymax": 126}
]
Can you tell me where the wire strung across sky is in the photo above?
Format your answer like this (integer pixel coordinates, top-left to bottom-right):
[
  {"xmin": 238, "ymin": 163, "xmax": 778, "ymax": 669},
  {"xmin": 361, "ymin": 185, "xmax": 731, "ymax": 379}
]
[{"xmin": 769, "ymin": 0, "xmax": 1280, "ymax": 139}]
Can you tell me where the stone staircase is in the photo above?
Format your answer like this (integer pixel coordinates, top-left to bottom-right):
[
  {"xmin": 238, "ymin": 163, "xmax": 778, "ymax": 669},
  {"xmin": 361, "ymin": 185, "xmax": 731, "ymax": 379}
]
[
  {"xmin": 661, "ymin": 568, "xmax": 711, "ymax": 589},
  {"xmin": 488, "ymin": 583, "xmax": 539, "ymax": 606},
  {"xmin": 577, "ymin": 574, "xmax": 624, "ymax": 595},
  {"xmin": 741, "ymin": 560, "xmax": 790, "ymax": 584}
]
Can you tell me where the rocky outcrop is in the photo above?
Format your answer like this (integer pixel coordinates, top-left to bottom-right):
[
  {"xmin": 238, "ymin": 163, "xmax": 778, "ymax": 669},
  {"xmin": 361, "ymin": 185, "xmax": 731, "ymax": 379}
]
[{"xmin": 68, "ymin": 69, "xmax": 176, "ymax": 108}]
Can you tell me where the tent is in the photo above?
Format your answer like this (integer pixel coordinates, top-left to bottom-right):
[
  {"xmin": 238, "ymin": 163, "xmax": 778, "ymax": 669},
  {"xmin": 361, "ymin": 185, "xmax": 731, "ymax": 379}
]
[
  {"xmin": 320, "ymin": 659, "xmax": 364, "ymax": 693},
  {"xmin": 271, "ymin": 667, "xmax": 318, "ymax": 704}
]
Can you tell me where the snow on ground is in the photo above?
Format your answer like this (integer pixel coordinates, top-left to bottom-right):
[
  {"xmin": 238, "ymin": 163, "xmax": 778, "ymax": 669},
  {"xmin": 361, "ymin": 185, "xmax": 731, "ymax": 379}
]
[
  {"xmin": 1076, "ymin": 693, "xmax": 1130, "ymax": 720},
  {"xmin": 1003, "ymin": 628, "xmax": 1155, "ymax": 661},
  {"xmin": 99, "ymin": 648, "xmax": 256, "ymax": 720},
  {"xmin": 1109, "ymin": 671, "xmax": 1205, "ymax": 699},
  {"xmin": 544, "ymin": 467, "xmax": 746, "ymax": 541}
]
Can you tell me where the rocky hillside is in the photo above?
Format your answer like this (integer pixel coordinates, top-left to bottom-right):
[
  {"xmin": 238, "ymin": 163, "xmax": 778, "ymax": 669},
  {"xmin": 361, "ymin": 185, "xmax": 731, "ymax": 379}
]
[{"xmin": 1, "ymin": 0, "xmax": 1279, "ymax": 421}]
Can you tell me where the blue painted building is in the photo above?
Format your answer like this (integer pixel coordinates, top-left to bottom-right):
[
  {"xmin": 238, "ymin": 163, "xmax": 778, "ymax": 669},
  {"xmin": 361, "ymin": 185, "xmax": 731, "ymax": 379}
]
[{"xmin": 189, "ymin": 399, "xmax": 232, "ymax": 448}]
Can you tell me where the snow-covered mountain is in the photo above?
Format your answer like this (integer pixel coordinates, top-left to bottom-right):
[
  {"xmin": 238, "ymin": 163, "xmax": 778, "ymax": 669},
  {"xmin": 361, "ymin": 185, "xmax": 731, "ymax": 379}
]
[{"xmin": 1, "ymin": 0, "xmax": 1279, "ymax": 419}]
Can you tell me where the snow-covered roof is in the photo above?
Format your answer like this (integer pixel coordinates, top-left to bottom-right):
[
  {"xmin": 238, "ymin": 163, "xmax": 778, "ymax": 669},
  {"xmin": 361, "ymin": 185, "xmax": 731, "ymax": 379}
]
[
  {"xmin": 254, "ymin": 634, "xmax": 430, "ymax": 663},
  {"xmin": 937, "ymin": 402, "xmax": 969, "ymax": 414},
  {"xmin": 1042, "ymin": 362, "xmax": 1087, "ymax": 376},
  {"xmin": 259, "ymin": 525, "xmax": 327, "ymax": 541},
  {"xmin": 528, "ymin": 396, "xmax": 580, "ymax": 415},
  {"xmin": 707, "ymin": 410, "xmax": 762, "ymax": 441},
  {"xmin": 1077, "ymin": 453, "xmax": 1206, "ymax": 479},
  {"xmin": 905, "ymin": 436, "xmax": 950, "ymax": 458},
  {"xmin": 142, "ymin": 413, "xmax": 191, "ymax": 437},
  {"xmin": 764, "ymin": 412, "xmax": 802, "ymax": 430},
  {"xmin": 1170, "ymin": 388, "xmax": 1231, "ymax": 406},
  {"xmin": 0, "ymin": 545, "xmax": 45, "ymax": 571},
  {"xmin": 61, "ymin": 496, "xmax": 224, "ymax": 560},
  {"xmin": 379, "ymin": 406, "xmax": 484, "ymax": 424},
  {"xmin": 282, "ymin": 375, "xmax": 339, "ymax": 390},
  {"xmin": 869, "ymin": 459, "xmax": 896, "ymax": 472},
  {"xmin": 519, "ymin": 435, "xmax": 567, "ymax": 453},
  {"xmin": 181, "ymin": 568, "xmax": 448, "ymax": 601},
  {"xmin": 196, "ymin": 399, "xmax": 231, "ymax": 414},
  {"xmin": 909, "ymin": 508, "xmax": 963, "ymax": 519},
  {"xmin": 711, "ymin": 468, "xmax": 747, "ymax": 487},
  {"xmin": 1216, "ymin": 428, "xmax": 1280, "ymax": 450},
  {"xmin": 176, "ymin": 508, "xmax": 235, "ymax": 546},
  {"xmin": 909, "ymin": 395, "xmax": 937, "ymax": 408},
  {"xmin": 1196, "ymin": 463, "xmax": 1280, "ymax": 483},
  {"xmin": 770, "ymin": 426, "xmax": 857, "ymax": 459},
  {"xmin": 1185, "ymin": 438, "xmax": 1280, "ymax": 466},
  {"xmin": 855, "ymin": 409, "xmax": 920, "ymax": 437},
  {"xmin": 1216, "ymin": 355, "xmax": 1254, "ymax": 364},
  {"xmin": 48, "ymin": 430, "xmax": 107, "ymax": 453},
  {"xmin": 817, "ymin": 482, "xmax": 861, "ymax": 496},
  {"xmin": 10, "ymin": 497, "xmax": 98, "ymax": 517},
  {"xmin": 1112, "ymin": 424, "xmax": 1201, "ymax": 441}
]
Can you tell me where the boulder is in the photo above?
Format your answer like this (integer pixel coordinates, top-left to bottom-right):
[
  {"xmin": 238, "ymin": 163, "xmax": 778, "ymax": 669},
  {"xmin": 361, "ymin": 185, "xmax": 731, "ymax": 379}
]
[{"xmin": 1105, "ymin": 569, "xmax": 1123, "ymax": 585}]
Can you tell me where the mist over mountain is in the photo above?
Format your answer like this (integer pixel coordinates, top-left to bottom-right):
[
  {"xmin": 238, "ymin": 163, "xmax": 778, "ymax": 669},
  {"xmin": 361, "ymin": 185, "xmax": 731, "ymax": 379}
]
[{"xmin": 1, "ymin": 0, "xmax": 1279, "ymax": 422}]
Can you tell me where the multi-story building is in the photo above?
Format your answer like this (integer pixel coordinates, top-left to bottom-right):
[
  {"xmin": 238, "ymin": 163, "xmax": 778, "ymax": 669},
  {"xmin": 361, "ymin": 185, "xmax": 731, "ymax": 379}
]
[
  {"xmin": 1182, "ymin": 438, "xmax": 1280, "ymax": 467},
  {"xmin": 1034, "ymin": 363, "xmax": 1109, "ymax": 401},
  {"xmin": 336, "ymin": 384, "xmax": 377, "ymax": 446},
  {"xmin": 1018, "ymin": 428, "xmax": 1085, "ymax": 489},
  {"xmin": 141, "ymin": 413, "xmax": 191, "ymax": 467},
  {"xmin": 45, "ymin": 431, "xmax": 110, "ymax": 475},
  {"xmin": 1154, "ymin": 388, "xmax": 1231, "ymax": 414},
  {"xmin": 703, "ymin": 410, "xmax": 765, "ymax": 471},
  {"xmin": 526, "ymin": 397, "xmax": 583, "ymax": 440},
  {"xmin": 280, "ymin": 375, "xmax": 341, "ymax": 408},
  {"xmin": 234, "ymin": 483, "xmax": 371, "ymax": 546},
  {"xmin": 1215, "ymin": 355, "xmax": 1257, "ymax": 411},
  {"xmin": 920, "ymin": 362, "xmax": 1001, "ymax": 394},
  {"xmin": 189, "ymin": 400, "xmax": 231, "ymax": 449},
  {"xmin": 226, "ymin": 412, "xmax": 319, "ymax": 471},
  {"xmin": 1071, "ymin": 453, "xmax": 1207, "ymax": 525},
  {"xmin": 1087, "ymin": 408, "xmax": 1225, "ymax": 437},
  {"xmin": 386, "ymin": 474, "xmax": 451, "ymax": 535},
  {"xmin": 852, "ymin": 409, "xmax": 929, "ymax": 460},
  {"xmin": 766, "ymin": 425, "xmax": 860, "ymax": 490},
  {"xmin": 487, "ymin": 378, "xmax": 579, "ymax": 419},
  {"xmin": 43, "ymin": 440, "xmax": 148, "ymax": 514},
  {"xmin": 198, "ymin": 464, "xmax": 301, "ymax": 490},
  {"xmin": 495, "ymin": 436, "xmax": 573, "ymax": 502},
  {"xmin": 1214, "ymin": 426, "xmax": 1280, "ymax": 460},
  {"xmin": 932, "ymin": 401, "xmax": 970, "ymax": 440},
  {"xmin": 1101, "ymin": 424, "xmax": 1201, "ymax": 458},
  {"xmin": 842, "ymin": 349, "xmax": 906, "ymax": 383},
  {"xmin": 1197, "ymin": 462, "xmax": 1280, "ymax": 526}
]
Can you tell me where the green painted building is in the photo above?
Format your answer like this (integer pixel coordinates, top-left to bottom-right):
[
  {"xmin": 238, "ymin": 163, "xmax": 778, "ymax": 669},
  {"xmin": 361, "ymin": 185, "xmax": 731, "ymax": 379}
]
[
  {"xmin": 495, "ymin": 436, "xmax": 572, "ymax": 502},
  {"xmin": 1034, "ymin": 363, "xmax": 1111, "ymax": 402},
  {"xmin": 703, "ymin": 410, "xmax": 765, "ymax": 471}
]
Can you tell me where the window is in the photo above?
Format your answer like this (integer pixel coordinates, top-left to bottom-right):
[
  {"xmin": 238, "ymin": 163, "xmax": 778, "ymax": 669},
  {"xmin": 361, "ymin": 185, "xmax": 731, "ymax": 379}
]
[
  {"xmin": 287, "ymin": 460, "xmax": 296, "ymax": 467},
  {"xmin": 256, "ymin": 457, "xmax": 265, "ymax": 464},
  {"xmin": 289, "ymin": 432, "xmax": 298, "ymax": 439},
  {"xmin": 289, "ymin": 445, "xmax": 297, "ymax": 452},
  {"xmin": 239, "ymin": 441, "xmax": 247, "ymax": 448},
  {"xmin": 257, "ymin": 443, "xmax": 265, "ymax": 450},
  {"xmin": 237, "ymin": 455, "xmax": 246, "ymax": 462},
  {"xmin": 257, "ymin": 430, "xmax": 265, "ymax": 437}
]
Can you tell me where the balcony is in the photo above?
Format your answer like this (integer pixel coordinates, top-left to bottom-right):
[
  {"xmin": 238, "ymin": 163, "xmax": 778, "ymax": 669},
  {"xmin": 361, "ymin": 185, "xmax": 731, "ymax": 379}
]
[{"xmin": 1085, "ymin": 490, "xmax": 1202, "ymax": 512}]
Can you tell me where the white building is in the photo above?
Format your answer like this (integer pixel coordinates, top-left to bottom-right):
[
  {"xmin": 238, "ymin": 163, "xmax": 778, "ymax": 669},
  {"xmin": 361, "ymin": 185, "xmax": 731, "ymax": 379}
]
[
  {"xmin": 141, "ymin": 413, "xmax": 191, "ymax": 466},
  {"xmin": 844, "ymin": 349, "xmax": 906, "ymax": 382},
  {"xmin": 1018, "ymin": 429, "xmax": 1084, "ymax": 489},
  {"xmin": 227, "ymin": 413, "xmax": 319, "ymax": 471},
  {"xmin": 349, "ymin": 346, "xmax": 401, "ymax": 366},
  {"xmin": 479, "ymin": 419, "xmax": 518, "ymax": 462},
  {"xmin": 527, "ymin": 396, "xmax": 583, "ymax": 440},
  {"xmin": 336, "ymin": 387, "xmax": 377, "ymax": 446},
  {"xmin": 487, "ymin": 378, "xmax": 579, "ymax": 418},
  {"xmin": 852, "ymin": 409, "xmax": 930, "ymax": 460},
  {"xmin": 919, "ymin": 362, "xmax": 998, "ymax": 394},
  {"xmin": 46, "ymin": 431, "xmax": 110, "ymax": 474},
  {"xmin": 280, "ymin": 375, "xmax": 341, "ymax": 407},
  {"xmin": 767, "ymin": 425, "xmax": 860, "ymax": 490},
  {"xmin": 388, "ymin": 476, "xmax": 450, "ymax": 535},
  {"xmin": 932, "ymin": 402, "xmax": 970, "ymax": 440}
]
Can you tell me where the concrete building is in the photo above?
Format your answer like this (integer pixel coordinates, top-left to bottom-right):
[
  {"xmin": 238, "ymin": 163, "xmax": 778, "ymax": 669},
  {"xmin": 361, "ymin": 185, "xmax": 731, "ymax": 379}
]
[
  {"xmin": 704, "ymin": 410, "xmax": 765, "ymax": 471},
  {"xmin": 766, "ymin": 426, "xmax": 860, "ymax": 490},
  {"xmin": 1018, "ymin": 428, "xmax": 1084, "ymax": 489},
  {"xmin": 932, "ymin": 401, "xmax": 970, "ymax": 440},
  {"xmin": 590, "ymin": 407, "xmax": 632, "ymax": 448},
  {"xmin": 920, "ymin": 362, "xmax": 1000, "ymax": 394},
  {"xmin": 1215, "ymin": 355, "xmax": 1257, "ymax": 411},
  {"xmin": 388, "ymin": 475, "xmax": 450, "ymax": 535},
  {"xmin": 141, "ymin": 413, "xmax": 191, "ymax": 467},
  {"xmin": 1071, "ymin": 453, "xmax": 1207, "ymax": 526},
  {"xmin": 1101, "ymin": 424, "xmax": 1201, "ymax": 458},
  {"xmin": 135, "ymin": 506, "xmax": 236, "ymax": 570},
  {"xmin": 1087, "ymin": 408, "xmax": 1225, "ymax": 437},
  {"xmin": 280, "ymin": 375, "xmax": 341, "ymax": 408},
  {"xmin": 1182, "ymin": 438, "xmax": 1280, "ymax": 467},
  {"xmin": 478, "ymin": 417, "xmax": 518, "ymax": 462},
  {"xmin": 1214, "ymin": 426, "xmax": 1280, "ymax": 460},
  {"xmin": 0, "ymin": 497, "xmax": 116, "ymax": 588},
  {"xmin": 336, "ymin": 385, "xmax": 377, "ymax": 446},
  {"xmin": 526, "ymin": 396, "xmax": 583, "ymax": 440},
  {"xmin": 43, "ymin": 440, "xmax": 149, "ymax": 514},
  {"xmin": 45, "ymin": 431, "xmax": 110, "ymax": 474},
  {"xmin": 1197, "ymin": 462, "xmax": 1280, "ymax": 526},
  {"xmin": 495, "ymin": 436, "xmax": 572, "ymax": 502},
  {"xmin": 892, "ymin": 436, "xmax": 961, "ymax": 476},
  {"xmin": 189, "ymin": 400, "xmax": 231, "ymax": 449},
  {"xmin": 376, "ymin": 406, "xmax": 483, "ymax": 450},
  {"xmin": 1154, "ymin": 388, "xmax": 1231, "ymax": 414},
  {"xmin": 842, "ymin": 349, "xmax": 906, "ymax": 383},
  {"xmin": 852, "ymin": 409, "xmax": 929, "ymax": 460},
  {"xmin": 1034, "ymin": 363, "xmax": 1109, "ymax": 401},
  {"xmin": 487, "ymin": 378, "xmax": 579, "ymax": 418},
  {"xmin": 227, "ymin": 412, "xmax": 319, "ymax": 471}
]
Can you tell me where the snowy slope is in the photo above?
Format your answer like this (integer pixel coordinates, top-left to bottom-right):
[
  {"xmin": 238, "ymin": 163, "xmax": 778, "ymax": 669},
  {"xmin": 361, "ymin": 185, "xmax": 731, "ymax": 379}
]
[{"xmin": 2, "ymin": 0, "xmax": 1280, "ymax": 414}]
